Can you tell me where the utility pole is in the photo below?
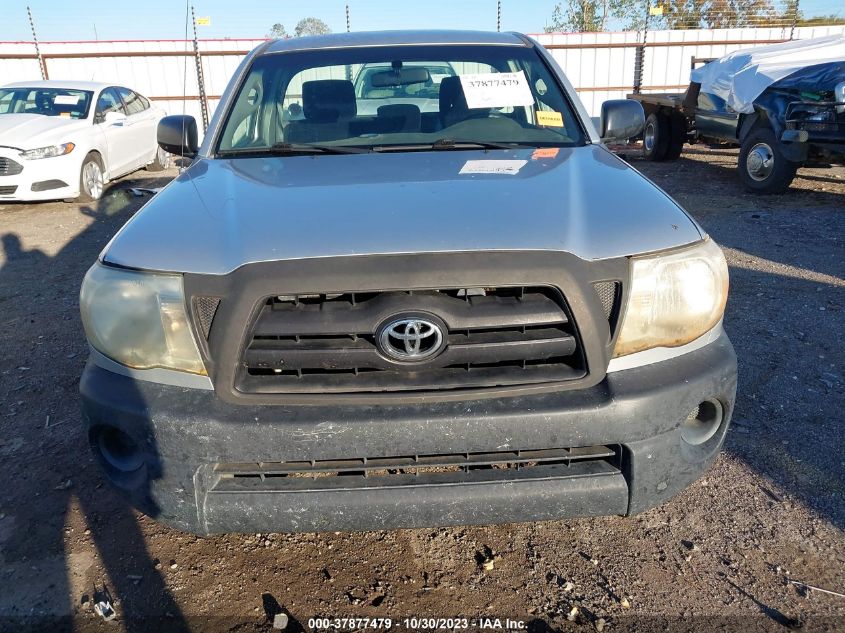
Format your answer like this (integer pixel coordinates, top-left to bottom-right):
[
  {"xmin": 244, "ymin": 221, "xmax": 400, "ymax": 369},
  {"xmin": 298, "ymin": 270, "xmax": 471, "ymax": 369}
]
[
  {"xmin": 27, "ymin": 6, "xmax": 47, "ymax": 80},
  {"xmin": 497, "ymin": 1, "xmax": 501, "ymax": 32},
  {"xmin": 346, "ymin": 4, "xmax": 351, "ymax": 32},
  {"xmin": 191, "ymin": 6, "xmax": 209, "ymax": 132}
]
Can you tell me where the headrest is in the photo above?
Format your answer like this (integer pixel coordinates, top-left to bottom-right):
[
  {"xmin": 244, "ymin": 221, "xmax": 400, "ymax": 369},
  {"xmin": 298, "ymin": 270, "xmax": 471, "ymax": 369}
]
[
  {"xmin": 302, "ymin": 80, "xmax": 357, "ymax": 122},
  {"xmin": 438, "ymin": 76, "xmax": 467, "ymax": 114},
  {"xmin": 377, "ymin": 104, "xmax": 421, "ymax": 124}
]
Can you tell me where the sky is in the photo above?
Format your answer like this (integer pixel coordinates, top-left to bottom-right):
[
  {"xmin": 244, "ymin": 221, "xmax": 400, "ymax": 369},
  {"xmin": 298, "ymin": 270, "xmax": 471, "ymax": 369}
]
[{"xmin": 3, "ymin": 0, "xmax": 843, "ymax": 42}]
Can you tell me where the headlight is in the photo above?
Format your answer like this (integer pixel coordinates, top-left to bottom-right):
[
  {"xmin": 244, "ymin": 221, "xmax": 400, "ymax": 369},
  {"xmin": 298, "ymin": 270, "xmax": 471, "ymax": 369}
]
[
  {"xmin": 613, "ymin": 238, "xmax": 729, "ymax": 358},
  {"xmin": 80, "ymin": 263, "xmax": 206, "ymax": 375},
  {"xmin": 21, "ymin": 142, "xmax": 75, "ymax": 160}
]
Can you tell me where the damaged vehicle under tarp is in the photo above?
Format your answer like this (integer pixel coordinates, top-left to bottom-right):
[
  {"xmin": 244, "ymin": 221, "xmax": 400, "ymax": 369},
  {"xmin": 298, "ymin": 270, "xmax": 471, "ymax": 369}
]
[{"xmin": 628, "ymin": 35, "xmax": 845, "ymax": 193}]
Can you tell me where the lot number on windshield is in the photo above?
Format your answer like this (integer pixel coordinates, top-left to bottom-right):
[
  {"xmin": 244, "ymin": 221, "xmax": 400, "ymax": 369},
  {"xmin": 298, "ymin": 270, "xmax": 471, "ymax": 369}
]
[{"xmin": 460, "ymin": 71, "xmax": 535, "ymax": 109}]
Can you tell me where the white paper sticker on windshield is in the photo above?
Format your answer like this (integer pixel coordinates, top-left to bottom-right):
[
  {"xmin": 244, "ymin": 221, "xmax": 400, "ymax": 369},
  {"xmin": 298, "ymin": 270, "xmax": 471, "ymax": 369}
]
[
  {"xmin": 459, "ymin": 71, "xmax": 534, "ymax": 109},
  {"xmin": 54, "ymin": 94, "xmax": 80, "ymax": 105},
  {"xmin": 459, "ymin": 159, "xmax": 527, "ymax": 176}
]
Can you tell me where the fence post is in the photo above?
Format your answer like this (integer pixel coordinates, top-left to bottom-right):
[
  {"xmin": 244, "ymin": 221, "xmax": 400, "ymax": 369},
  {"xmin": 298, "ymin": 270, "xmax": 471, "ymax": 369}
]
[
  {"xmin": 191, "ymin": 6, "xmax": 210, "ymax": 133},
  {"xmin": 27, "ymin": 6, "xmax": 47, "ymax": 80}
]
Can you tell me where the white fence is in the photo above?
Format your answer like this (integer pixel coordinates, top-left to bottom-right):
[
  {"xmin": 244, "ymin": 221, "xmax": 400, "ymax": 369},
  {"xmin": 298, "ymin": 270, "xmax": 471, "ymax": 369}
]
[
  {"xmin": 534, "ymin": 25, "xmax": 845, "ymax": 115},
  {"xmin": 2, "ymin": 25, "xmax": 844, "ymax": 124},
  {"xmin": 0, "ymin": 38, "xmax": 264, "ymax": 125}
]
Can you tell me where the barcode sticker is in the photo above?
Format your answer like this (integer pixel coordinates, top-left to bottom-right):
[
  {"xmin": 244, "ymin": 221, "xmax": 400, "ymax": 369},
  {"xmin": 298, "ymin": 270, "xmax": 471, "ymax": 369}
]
[{"xmin": 459, "ymin": 159, "xmax": 527, "ymax": 176}]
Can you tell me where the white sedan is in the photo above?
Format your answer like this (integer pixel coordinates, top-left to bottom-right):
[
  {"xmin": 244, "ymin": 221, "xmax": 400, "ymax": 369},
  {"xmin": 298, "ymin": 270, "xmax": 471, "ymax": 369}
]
[{"xmin": 0, "ymin": 80, "xmax": 170, "ymax": 202}]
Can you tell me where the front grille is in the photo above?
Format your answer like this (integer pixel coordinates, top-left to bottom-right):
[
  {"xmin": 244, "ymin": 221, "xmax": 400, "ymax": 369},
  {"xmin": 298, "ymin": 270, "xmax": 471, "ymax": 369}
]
[
  {"xmin": 0, "ymin": 158, "xmax": 23, "ymax": 176},
  {"xmin": 785, "ymin": 102, "xmax": 845, "ymax": 136},
  {"xmin": 788, "ymin": 119, "xmax": 845, "ymax": 134},
  {"xmin": 213, "ymin": 444, "xmax": 621, "ymax": 491},
  {"xmin": 0, "ymin": 185, "xmax": 18, "ymax": 195},
  {"xmin": 237, "ymin": 286, "xmax": 585, "ymax": 394}
]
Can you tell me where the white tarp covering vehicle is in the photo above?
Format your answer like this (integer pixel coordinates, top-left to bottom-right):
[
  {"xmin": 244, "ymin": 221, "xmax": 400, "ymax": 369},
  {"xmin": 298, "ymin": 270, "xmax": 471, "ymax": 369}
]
[
  {"xmin": 690, "ymin": 35, "xmax": 845, "ymax": 115},
  {"xmin": 629, "ymin": 36, "xmax": 845, "ymax": 193}
]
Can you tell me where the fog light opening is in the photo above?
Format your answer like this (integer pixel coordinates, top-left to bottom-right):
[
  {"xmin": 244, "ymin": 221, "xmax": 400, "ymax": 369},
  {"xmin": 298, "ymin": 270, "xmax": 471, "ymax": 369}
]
[
  {"xmin": 90, "ymin": 426, "xmax": 148, "ymax": 491},
  {"xmin": 97, "ymin": 427, "xmax": 144, "ymax": 472},
  {"xmin": 681, "ymin": 399, "xmax": 724, "ymax": 446}
]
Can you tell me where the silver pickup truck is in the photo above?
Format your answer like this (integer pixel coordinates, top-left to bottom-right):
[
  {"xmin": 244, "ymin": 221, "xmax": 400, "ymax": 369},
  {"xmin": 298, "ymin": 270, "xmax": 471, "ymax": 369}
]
[{"xmin": 79, "ymin": 30, "xmax": 736, "ymax": 534}]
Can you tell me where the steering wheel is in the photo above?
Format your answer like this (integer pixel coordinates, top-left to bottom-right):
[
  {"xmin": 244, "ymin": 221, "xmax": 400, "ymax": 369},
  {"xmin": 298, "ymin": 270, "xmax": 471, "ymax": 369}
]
[{"xmin": 35, "ymin": 92, "xmax": 55, "ymax": 115}]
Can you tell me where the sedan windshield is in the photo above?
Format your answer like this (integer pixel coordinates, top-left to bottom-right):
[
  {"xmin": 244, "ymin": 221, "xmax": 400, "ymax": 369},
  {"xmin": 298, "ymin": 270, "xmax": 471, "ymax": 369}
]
[
  {"xmin": 0, "ymin": 88, "xmax": 93, "ymax": 119},
  {"xmin": 217, "ymin": 44, "xmax": 585, "ymax": 155}
]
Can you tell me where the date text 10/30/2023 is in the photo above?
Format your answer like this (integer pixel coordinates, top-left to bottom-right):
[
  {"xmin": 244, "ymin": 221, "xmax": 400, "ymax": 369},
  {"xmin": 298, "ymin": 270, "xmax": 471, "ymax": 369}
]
[{"xmin": 307, "ymin": 617, "xmax": 527, "ymax": 630}]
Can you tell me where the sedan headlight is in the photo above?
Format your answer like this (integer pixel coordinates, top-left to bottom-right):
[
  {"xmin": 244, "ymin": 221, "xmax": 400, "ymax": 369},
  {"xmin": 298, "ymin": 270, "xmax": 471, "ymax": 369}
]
[
  {"xmin": 80, "ymin": 263, "xmax": 206, "ymax": 375},
  {"xmin": 21, "ymin": 142, "xmax": 75, "ymax": 160},
  {"xmin": 613, "ymin": 238, "xmax": 729, "ymax": 358}
]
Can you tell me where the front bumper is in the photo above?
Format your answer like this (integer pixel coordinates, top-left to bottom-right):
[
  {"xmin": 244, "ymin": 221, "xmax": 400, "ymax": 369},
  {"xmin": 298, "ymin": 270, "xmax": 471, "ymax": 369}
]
[
  {"xmin": 80, "ymin": 334, "xmax": 737, "ymax": 534},
  {"xmin": 0, "ymin": 150, "xmax": 80, "ymax": 201}
]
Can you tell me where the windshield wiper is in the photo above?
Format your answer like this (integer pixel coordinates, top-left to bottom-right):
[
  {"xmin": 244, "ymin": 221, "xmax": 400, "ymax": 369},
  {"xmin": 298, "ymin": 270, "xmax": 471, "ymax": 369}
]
[
  {"xmin": 373, "ymin": 139, "xmax": 534, "ymax": 152},
  {"xmin": 433, "ymin": 138, "xmax": 531, "ymax": 150},
  {"xmin": 217, "ymin": 143, "xmax": 370, "ymax": 157}
]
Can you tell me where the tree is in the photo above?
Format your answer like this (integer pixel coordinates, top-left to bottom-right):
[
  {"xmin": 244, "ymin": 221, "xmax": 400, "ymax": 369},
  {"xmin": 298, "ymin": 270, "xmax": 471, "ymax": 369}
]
[
  {"xmin": 294, "ymin": 17, "xmax": 332, "ymax": 37},
  {"xmin": 268, "ymin": 23, "xmax": 288, "ymax": 38},
  {"xmin": 545, "ymin": 0, "xmax": 780, "ymax": 32},
  {"xmin": 654, "ymin": 0, "xmax": 777, "ymax": 29},
  {"xmin": 796, "ymin": 14, "xmax": 845, "ymax": 26},
  {"xmin": 544, "ymin": 0, "xmax": 645, "ymax": 33}
]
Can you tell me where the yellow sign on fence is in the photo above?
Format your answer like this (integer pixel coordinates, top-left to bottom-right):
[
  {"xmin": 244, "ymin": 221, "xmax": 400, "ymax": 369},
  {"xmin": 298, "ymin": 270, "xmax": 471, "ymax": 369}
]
[{"xmin": 196, "ymin": 16, "xmax": 211, "ymax": 26}]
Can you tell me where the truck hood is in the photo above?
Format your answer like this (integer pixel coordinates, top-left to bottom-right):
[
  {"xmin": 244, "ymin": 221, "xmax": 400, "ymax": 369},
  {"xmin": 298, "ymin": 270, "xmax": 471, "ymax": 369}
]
[
  {"xmin": 0, "ymin": 113, "xmax": 88, "ymax": 150},
  {"xmin": 103, "ymin": 145, "xmax": 702, "ymax": 275}
]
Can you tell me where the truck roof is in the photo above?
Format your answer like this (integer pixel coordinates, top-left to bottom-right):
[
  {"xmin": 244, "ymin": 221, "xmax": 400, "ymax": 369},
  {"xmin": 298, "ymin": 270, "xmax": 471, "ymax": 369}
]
[{"xmin": 263, "ymin": 30, "xmax": 529, "ymax": 55}]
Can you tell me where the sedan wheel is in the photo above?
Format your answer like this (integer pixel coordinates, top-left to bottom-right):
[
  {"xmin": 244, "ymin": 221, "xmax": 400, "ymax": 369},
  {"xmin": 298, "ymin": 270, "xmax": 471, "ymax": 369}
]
[
  {"xmin": 79, "ymin": 155, "xmax": 105, "ymax": 202},
  {"xmin": 147, "ymin": 145, "xmax": 172, "ymax": 172}
]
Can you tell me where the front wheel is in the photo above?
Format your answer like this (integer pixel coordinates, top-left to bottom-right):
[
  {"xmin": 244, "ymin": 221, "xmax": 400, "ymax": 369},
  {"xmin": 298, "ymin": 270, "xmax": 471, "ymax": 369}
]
[
  {"xmin": 146, "ymin": 145, "xmax": 171, "ymax": 172},
  {"xmin": 78, "ymin": 153, "xmax": 105, "ymax": 202},
  {"xmin": 738, "ymin": 127, "xmax": 799, "ymax": 194}
]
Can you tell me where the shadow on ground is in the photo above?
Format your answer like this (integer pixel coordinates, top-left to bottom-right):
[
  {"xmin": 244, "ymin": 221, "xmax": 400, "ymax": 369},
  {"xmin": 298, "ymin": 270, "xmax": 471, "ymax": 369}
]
[
  {"xmin": 631, "ymin": 148, "xmax": 845, "ymax": 531},
  {"xmin": 0, "ymin": 174, "xmax": 189, "ymax": 631}
]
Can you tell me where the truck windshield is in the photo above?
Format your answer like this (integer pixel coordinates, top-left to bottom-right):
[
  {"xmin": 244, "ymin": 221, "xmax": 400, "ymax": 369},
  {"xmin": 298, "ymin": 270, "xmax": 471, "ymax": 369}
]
[{"xmin": 217, "ymin": 44, "xmax": 585, "ymax": 155}]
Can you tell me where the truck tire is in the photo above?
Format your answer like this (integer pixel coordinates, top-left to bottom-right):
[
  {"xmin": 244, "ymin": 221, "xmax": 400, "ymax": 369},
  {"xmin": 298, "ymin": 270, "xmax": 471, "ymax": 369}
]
[
  {"xmin": 738, "ymin": 127, "xmax": 799, "ymax": 194},
  {"xmin": 642, "ymin": 113, "xmax": 669, "ymax": 161},
  {"xmin": 664, "ymin": 113, "xmax": 686, "ymax": 160}
]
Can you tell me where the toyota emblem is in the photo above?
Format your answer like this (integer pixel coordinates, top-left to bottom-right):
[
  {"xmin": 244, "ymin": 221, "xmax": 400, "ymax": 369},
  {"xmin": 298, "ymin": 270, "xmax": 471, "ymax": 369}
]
[{"xmin": 377, "ymin": 316, "xmax": 445, "ymax": 362}]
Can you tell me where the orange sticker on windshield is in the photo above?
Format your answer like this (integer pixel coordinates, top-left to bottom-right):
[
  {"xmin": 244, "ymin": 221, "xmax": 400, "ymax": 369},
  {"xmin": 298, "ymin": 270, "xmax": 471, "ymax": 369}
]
[{"xmin": 536, "ymin": 110, "xmax": 564, "ymax": 127}]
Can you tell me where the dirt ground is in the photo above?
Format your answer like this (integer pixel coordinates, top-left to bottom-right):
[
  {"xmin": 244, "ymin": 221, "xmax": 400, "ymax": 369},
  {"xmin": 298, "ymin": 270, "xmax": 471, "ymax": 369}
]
[{"xmin": 1, "ymin": 147, "xmax": 843, "ymax": 633}]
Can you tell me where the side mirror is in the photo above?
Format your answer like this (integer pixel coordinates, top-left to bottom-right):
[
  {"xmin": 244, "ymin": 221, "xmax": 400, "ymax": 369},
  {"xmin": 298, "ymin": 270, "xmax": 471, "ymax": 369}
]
[
  {"xmin": 157, "ymin": 115, "xmax": 199, "ymax": 158},
  {"xmin": 599, "ymin": 100, "xmax": 645, "ymax": 143},
  {"xmin": 104, "ymin": 111, "xmax": 126, "ymax": 126}
]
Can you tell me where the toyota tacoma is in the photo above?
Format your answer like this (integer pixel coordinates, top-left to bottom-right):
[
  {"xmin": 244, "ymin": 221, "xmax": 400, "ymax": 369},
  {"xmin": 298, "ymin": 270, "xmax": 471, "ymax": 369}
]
[{"xmin": 79, "ymin": 30, "xmax": 737, "ymax": 534}]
